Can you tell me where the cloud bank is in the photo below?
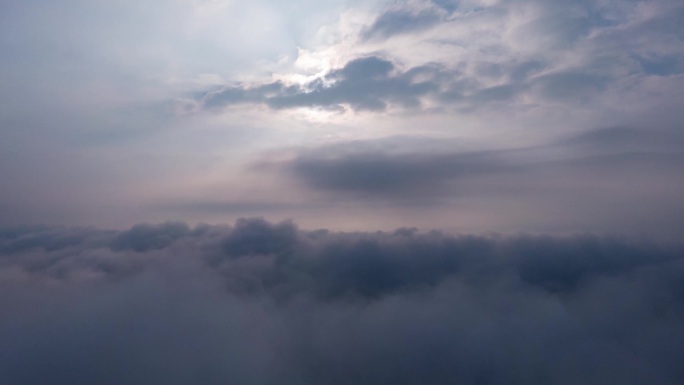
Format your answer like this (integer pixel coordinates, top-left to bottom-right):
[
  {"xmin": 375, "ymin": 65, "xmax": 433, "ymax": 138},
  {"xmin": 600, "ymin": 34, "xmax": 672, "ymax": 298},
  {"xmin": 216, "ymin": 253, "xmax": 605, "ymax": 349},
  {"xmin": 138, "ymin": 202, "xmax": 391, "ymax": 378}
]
[{"xmin": 2, "ymin": 218, "xmax": 684, "ymax": 384}]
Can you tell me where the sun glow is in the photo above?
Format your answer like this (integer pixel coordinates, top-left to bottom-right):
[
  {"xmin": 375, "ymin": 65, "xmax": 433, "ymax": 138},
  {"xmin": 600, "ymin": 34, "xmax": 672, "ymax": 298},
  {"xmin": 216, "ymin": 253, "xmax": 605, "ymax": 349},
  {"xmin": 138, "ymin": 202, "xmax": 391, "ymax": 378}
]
[{"xmin": 288, "ymin": 106, "xmax": 346, "ymax": 123}]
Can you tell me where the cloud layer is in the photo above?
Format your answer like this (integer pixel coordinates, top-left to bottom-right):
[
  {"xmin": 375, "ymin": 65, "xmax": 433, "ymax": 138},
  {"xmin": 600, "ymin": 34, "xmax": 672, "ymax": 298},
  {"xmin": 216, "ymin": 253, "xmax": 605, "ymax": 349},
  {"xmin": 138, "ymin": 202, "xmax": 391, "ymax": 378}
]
[
  {"xmin": 2, "ymin": 218, "xmax": 684, "ymax": 384},
  {"xmin": 2, "ymin": 3, "xmax": 684, "ymax": 381},
  {"xmin": 195, "ymin": 0, "xmax": 684, "ymax": 116},
  {"xmin": 2, "ymin": 0, "xmax": 683, "ymax": 231}
]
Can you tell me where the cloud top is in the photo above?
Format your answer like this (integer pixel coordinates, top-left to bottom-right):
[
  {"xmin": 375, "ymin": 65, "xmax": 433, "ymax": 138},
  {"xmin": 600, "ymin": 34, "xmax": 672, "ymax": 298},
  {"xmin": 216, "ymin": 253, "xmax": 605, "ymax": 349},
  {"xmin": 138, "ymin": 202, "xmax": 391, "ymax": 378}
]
[{"xmin": 1, "ymin": 219, "xmax": 684, "ymax": 384}]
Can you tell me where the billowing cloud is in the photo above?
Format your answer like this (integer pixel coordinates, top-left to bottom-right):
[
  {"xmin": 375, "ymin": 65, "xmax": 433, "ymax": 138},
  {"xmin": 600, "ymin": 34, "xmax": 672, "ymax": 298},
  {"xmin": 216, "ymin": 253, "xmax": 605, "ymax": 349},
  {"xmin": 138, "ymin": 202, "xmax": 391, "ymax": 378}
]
[
  {"xmin": 111, "ymin": 222, "xmax": 192, "ymax": 252},
  {"xmin": 1, "ymin": 218, "xmax": 684, "ymax": 384}
]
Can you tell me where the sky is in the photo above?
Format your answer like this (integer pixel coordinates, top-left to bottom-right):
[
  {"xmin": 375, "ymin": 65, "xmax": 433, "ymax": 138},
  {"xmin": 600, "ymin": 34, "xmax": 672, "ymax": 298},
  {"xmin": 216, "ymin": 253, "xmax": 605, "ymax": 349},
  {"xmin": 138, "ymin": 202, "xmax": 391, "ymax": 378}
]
[
  {"xmin": 2, "ymin": 1, "xmax": 684, "ymax": 384},
  {"xmin": 1, "ymin": 0, "xmax": 683, "ymax": 236}
]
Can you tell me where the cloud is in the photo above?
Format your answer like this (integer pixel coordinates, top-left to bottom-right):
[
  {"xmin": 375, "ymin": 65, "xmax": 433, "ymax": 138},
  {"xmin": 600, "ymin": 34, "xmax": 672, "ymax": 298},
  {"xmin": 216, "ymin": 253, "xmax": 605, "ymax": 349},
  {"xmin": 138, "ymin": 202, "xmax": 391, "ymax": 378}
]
[
  {"xmin": 201, "ymin": 56, "xmax": 441, "ymax": 112},
  {"xmin": 1, "ymin": 218, "xmax": 684, "ymax": 384},
  {"xmin": 558, "ymin": 125, "xmax": 684, "ymax": 155},
  {"xmin": 199, "ymin": 54, "xmax": 546, "ymax": 113},
  {"xmin": 111, "ymin": 222, "xmax": 192, "ymax": 252},
  {"xmin": 197, "ymin": 54, "xmax": 557, "ymax": 114},
  {"xmin": 279, "ymin": 145, "xmax": 514, "ymax": 198},
  {"xmin": 255, "ymin": 125, "xmax": 684, "ymax": 199},
  {"xmin": 361, "ymin": 4, "xmax": 446, "ymax": 41},
  {"xmin": 241, "ymin": 127, "xmax": 684, "ymax": 237},
  {"xmin": 531, "ymin": 71, "xmax": 609, "ymax": 102},
  {"xmin": 192, "ymin": 0, "xmax": 684, "ymax": 118},
  {"xmin": 222, "ymin": 217, "xmax": 298, "ymax": 258},
  {"xmin": 0, "ymin": 225, "xmax": 112, "ymax": 254}
]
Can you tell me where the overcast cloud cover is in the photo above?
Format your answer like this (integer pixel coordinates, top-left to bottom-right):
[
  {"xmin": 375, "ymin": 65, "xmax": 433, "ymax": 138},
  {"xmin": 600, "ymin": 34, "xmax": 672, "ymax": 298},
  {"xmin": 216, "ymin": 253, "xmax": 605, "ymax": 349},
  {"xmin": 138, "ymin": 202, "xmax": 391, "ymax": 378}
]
[
  {"xmin": 1, "ymin": 0, "xmax": 684, "ymax": 383},
  {"xmin": 2, "ymin": 219, "xmax": 684, "ymax": 384}
]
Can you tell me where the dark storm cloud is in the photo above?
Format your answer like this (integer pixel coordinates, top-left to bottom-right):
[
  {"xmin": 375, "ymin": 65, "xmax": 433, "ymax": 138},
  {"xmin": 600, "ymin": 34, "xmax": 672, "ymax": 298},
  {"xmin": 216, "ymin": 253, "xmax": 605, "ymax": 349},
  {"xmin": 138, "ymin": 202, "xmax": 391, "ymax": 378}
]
[
  {"xmin": 2, "ymin": 218, "xmax": 684, "ymax": 384},
  {"xmin": 202, "ymin": 56, "xmax": 441, "ymax": 112}
]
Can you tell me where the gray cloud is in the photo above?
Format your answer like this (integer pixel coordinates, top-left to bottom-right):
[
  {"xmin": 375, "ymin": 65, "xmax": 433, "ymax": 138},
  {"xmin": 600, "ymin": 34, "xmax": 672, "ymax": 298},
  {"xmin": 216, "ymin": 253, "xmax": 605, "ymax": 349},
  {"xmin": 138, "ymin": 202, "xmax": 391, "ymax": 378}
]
[
  {"xmin": 222, "ymin": 217, "xmax": 298, "ymax": 259},
  {"xmin": 559, "ymin": 125, "xmax": 684, "ymax": 155},
  {"xmin": 200, "ymin": 55, "xmax": 542, "ymax": 113},
  {"xmin": 258, "ymin": 125, "xmax": 684, "ymax": 198},
  {"xmin": 285, "ymin": 147, "xmax": 514, "ymax": 198},
  {"xmin": 430, "ymin": 0, "xmax": 459, "ymax": 12},
  {"xmin": 197, "ymin": 55, "xmax": 622, "ymax": 114},
  {"xmin": 202, "ymin": 56, "xmax": 441, "ymax": 112},
  {"xmin": 531, "ymin": 71, "xmax": 609, "ymax": 102},
  {"xmin": 194, "ymin": 0, "xmax": 684, "ymax": 116},
  {"xmin": 2, "ymin": 217, "xmax": 682, "ymax": 302},
  {"xmin": 0, "ymin": 225, "xmax": 113, "ymax": 254},
  {"xmin": 245, "ymin": 126, "xmax": 684, "ymax": 238},
  {"xmin": 1, "ymin": 218, "xmax": 684, "ymax": 384},
  {"xmin": 635, "ymin": 54, "xmax": 684, "ymax": 76},
  {"xmin": 111, "ymin": 222, "xmax": 192, "ymax": 252},
  {"xmin": 361, "ymin": 6, "xmax": 446, "ymax": 41},
  {"xmin": 198, "ymin": 54, "xmax": 550, "ymax": 114}
]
